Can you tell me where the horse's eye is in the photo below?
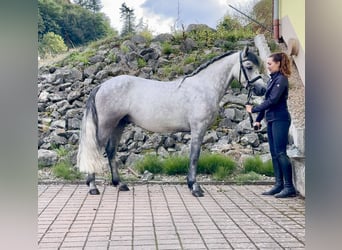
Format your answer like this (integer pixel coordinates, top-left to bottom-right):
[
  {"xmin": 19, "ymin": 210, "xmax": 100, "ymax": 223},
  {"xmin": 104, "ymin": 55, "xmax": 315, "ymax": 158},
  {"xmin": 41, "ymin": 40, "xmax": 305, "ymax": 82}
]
[{"xmin": 246, "ymin": 66, "xmax": 253, "ymax": 70}]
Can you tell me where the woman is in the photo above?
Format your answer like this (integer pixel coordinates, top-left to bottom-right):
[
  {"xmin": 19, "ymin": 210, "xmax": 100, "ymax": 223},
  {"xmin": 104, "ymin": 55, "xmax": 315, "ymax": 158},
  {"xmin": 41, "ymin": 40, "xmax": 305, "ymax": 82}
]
[{"xmin": 246, "ymin": 52, "xmax": 296, "ymax": 198}]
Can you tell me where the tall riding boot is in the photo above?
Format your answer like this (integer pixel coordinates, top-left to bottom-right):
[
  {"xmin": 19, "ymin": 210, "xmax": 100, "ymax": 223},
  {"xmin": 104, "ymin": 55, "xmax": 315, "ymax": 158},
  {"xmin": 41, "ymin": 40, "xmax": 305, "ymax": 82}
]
[
  {"xmin": 275, "ymin": 153, "xmax": 297, "ymax": 198},
  {"xmin": 262, "ymin": 158, "xmax": 283, "ymax": 195}
]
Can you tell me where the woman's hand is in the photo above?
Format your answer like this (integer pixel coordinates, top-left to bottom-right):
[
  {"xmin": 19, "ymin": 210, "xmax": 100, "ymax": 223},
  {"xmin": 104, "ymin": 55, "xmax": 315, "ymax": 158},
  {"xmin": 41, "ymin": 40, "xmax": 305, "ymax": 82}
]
[
  {"xmin": 245, "ymin": 104, "xmax": 253, "ymax": 113},
  {"xmin": 253, "ymin": 122, "xmax": 261, "ymax": 130}
]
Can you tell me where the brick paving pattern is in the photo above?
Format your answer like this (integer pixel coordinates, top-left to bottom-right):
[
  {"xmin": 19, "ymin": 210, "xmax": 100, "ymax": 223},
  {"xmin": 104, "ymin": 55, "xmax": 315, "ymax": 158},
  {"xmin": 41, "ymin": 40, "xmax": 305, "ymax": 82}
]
[{"xmin": 38, "ymin": 184, "xmax": 305, "ymax": 249}]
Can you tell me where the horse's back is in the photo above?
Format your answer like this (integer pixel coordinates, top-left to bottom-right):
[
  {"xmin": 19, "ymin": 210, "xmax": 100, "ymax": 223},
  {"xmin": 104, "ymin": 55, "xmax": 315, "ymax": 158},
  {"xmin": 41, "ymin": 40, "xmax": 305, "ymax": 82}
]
[{"xmin": 95, "ymin": 75, "xmax": 191, "ymax": 132}]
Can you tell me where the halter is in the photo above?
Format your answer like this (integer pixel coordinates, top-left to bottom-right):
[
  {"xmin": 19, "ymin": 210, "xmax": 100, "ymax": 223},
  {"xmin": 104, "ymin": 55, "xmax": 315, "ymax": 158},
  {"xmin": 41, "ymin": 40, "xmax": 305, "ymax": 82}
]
[{"xmin": 238, "ymin": 51, "xmax": 262, "ymax": 129}]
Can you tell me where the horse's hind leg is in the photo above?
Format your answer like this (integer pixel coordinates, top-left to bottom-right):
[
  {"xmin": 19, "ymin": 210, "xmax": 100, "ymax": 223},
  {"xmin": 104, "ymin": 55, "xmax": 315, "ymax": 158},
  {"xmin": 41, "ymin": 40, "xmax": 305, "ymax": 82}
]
[
  {"xmin": 86, "ymin": 173, "xmax": 100, "ymax": 195},
  {"xmin": 106, "ymin": 123, "xmax": 129, "ymax": 191}
]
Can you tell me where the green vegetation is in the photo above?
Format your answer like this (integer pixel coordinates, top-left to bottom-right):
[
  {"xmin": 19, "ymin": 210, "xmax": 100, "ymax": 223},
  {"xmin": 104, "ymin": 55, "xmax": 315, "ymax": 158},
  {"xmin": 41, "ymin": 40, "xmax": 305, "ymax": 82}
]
[
  {"xmin": 234, "ymin": 171, "xmax": 262, "ymax": 184},
  {"xmin": 54, "ymin": 146, "xmax": 68, "ymax": 158},
  {"xmin": 163, "ymin": 156, "xmax": 189, "ymax": 175},
  {"xmin": 243, "ymin": 156, "xmax": 274, "ymax": 176},
  {"xmin": 135, "ymin": 155, "xmax": 164, "ymax": 174},
  {"xmin": 268, "ymin": 39, "xmax": 280, "ymax": 52},
  {"xmin": 230, "ymin": 79, "xmax": 242, "ymax": 89},
  {"xmin": 183, "ymin": 54, "xmax": 197, "ymax": 65},
  {"xmin": 161, "ymin": 42, "xmax": 174, "ymax": 55},
  {"xmin": 133, "ymin": 153, "xmax": 273, "ymax": 184},
  {"xmin": 39, "ymin": 32, "xmax": 68, "ymax": 57},
  {"xmin": 52, "ymin": 160, "xmax": 83, "ymax": 180},
  {"xmin": 137, "ymin": 58, "xmax": 147, "ymax": 68},
  {"xmin": 38, "ymin": 0, "xmax": 114, "ymax": 58},
  {"xmin": 120, "ymin": 3, "xmax": 136, "ymax": 36},
  {"xmin": 198, "ymin": 153, "xmax": 236, "ymax": 175},
  {"xmin": 59, "ymin": 48, "xmax": 96, "ymax": 66},
  {"xmin": 135, "ymin": 153, "xmax": 237, "ymax": 181}
]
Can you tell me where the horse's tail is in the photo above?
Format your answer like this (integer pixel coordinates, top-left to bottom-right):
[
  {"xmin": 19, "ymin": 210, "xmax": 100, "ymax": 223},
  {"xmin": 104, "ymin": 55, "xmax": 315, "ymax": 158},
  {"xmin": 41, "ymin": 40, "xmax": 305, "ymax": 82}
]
[{"xmin": 77, "ymin": 85, "xmax": 105, "ymax": 174}]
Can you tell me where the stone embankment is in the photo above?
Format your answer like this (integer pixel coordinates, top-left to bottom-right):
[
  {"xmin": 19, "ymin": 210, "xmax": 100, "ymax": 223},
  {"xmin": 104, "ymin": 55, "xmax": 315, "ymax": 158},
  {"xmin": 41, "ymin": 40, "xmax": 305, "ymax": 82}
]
[{"xmin": 38, "ymin": 30, "xmax": 301, "ymax": 184}]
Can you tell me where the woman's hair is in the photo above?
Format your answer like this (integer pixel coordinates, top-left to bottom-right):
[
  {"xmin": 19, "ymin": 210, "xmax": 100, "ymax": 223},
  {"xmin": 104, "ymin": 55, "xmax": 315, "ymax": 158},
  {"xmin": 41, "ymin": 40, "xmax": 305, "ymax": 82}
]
[{"xmin": 269, "ymin": 52, "xmax": 291, "ymax": 77}]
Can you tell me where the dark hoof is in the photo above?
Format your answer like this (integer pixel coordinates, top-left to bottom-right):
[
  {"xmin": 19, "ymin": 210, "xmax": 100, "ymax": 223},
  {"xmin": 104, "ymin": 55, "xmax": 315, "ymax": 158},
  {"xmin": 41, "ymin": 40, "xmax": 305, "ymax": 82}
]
[
  {"xmin": 191, "ymin": 183, "xmax": 204, "ymax": 197},
  {"xmin": 89, "ymin": 188, "xmax": 100, "ymax": 195},
  {"xmin": 118, "ymin": 183, "xmax": 129, "ymax": 191},
  {"xmin": 192, "ymin": 190, "xmax": 204, "ymax": 197},
  {"xmin": 112, "ymin": 179, "xmax": 120, "ymax": 187}
]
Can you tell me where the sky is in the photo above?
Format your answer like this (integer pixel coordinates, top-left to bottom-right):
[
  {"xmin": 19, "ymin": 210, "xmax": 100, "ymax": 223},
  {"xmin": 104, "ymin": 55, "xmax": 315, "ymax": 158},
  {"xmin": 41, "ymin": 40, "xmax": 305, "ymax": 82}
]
[{"xmin": 101, "ymin": 0, "xmax": 254, "ymax": 35}]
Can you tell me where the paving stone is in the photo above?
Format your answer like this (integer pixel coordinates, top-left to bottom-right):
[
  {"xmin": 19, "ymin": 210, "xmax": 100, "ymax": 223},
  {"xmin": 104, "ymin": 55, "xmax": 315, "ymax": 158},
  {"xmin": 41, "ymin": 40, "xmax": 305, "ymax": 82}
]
[{"xmin": 38, "ymin": 184, "xmax": 305, "ymax": 249}]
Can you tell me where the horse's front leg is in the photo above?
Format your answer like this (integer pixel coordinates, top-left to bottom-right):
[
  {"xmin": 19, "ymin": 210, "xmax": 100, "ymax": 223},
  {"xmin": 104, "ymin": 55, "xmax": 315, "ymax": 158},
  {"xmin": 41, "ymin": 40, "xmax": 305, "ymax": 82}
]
[
  {"xmin": 109, "ymin": 160, "xmax": 129, "ymax": 191},
  {"xmin": 86, "ymin": 173, "xmax": 100, "ymax": 195},
  {"xmin": 187, "ymin": 132, "xmax": 205, "ymax": 197}
]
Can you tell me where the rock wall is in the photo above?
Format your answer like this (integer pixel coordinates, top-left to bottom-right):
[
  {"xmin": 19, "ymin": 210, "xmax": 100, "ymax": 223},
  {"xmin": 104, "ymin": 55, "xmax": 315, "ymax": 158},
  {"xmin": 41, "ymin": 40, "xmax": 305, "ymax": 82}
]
[{"xmin": 38, "ymin": 33, "xmax": 290, "ymax": 170}]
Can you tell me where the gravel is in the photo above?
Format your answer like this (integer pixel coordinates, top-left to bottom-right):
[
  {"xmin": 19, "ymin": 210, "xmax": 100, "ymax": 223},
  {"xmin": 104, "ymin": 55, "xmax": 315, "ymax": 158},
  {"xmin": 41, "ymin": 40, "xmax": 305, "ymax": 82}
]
[{"xmin": 279, "ymin": 43, "xmax": 305, "ymax": 129}]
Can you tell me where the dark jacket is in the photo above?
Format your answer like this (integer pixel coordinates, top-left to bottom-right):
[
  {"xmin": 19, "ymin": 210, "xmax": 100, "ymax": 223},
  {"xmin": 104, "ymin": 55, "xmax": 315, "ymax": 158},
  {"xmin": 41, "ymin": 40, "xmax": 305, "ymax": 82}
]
[{"xmin": 252, "ymin": 71, "xmax": 291, "ymax": 122}]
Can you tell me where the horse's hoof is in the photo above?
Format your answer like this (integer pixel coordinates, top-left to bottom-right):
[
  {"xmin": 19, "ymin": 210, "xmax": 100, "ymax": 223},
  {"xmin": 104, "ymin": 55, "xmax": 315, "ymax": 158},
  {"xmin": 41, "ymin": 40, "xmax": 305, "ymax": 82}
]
[
  {"xmin": 112, "ymin": 179, "xmax": 120, "ymax": 187},
  {"xmin": 192, "ymin": 189, "xmax": 204, "ymax": 197},
  {"xmin": 119, "ymin": 183, "xmax": 129, "ymax": 191},
  {"xmin": 191, "ymin": 183, "xmax": 204, "ymax": 197},
  {"xmin": 89, "ymin": 188, "xmax": 100, "ymax": 195}
]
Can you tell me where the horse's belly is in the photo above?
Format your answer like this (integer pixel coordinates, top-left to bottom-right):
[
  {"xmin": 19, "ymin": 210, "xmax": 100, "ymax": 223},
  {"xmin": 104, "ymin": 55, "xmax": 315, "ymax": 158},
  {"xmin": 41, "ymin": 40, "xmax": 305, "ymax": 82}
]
[{"xmin": 129, "ymin": 115, "xmax": 190, "ymax": 133}]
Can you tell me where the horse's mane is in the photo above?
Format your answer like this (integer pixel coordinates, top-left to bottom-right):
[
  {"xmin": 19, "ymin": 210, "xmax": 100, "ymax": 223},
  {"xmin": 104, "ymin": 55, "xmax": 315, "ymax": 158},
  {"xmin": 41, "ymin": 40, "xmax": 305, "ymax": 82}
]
[
  {"xmin": 178, "ymin": 49, "xmax": 261, "ymax": 87},
  {"xmin": 179, "ymin": 51, "xmax": 237, "ymax": 85}
]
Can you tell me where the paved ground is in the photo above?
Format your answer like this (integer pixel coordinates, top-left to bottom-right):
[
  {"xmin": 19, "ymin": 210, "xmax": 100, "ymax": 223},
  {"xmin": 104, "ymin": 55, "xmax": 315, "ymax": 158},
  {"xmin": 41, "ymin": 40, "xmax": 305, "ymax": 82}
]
[{"xmin": 38, "ymin": 184, "xmax": 305, "ymax": 249}]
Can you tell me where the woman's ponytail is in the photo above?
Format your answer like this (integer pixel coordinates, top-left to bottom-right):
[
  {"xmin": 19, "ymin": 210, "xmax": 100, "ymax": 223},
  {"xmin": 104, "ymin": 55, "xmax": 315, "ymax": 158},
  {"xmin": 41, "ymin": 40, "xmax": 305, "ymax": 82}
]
[
  {"xmin": 269, "ymin": 52, "xmax": 292, "ymax": 77},
  {"xmin": 280, "ymin": 52, "xmax": 291, "ymax": 77}
]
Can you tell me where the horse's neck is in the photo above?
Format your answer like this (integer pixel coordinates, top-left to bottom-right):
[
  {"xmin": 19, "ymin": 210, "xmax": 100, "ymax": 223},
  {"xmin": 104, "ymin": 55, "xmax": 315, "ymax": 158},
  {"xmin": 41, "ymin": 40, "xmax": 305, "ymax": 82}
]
[{"xmin": 198, "ymin": 53, "xmax": 237, "ymax": 96}]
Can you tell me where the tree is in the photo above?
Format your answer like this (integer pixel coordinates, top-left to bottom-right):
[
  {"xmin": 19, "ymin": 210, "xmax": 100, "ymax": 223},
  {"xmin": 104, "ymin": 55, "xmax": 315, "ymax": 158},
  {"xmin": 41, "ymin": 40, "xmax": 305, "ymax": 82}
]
[
  {"xmin": 38, "ymin": 9, "xmax": 46, "ymax": 41},
  {"xmin": 119, "ymin": 3, "xmax": 136, "ymax": 36},
  {"xmin": 38, "ymin": 0, "xmax": 113, "ymax": 47},
  {"xmin": 74, "ymin": 0, "xmax": 102, "ymax": 13},
  {"xmin": 251, "ymin": 0, "xmax": 272, "ymax": 33},
  {"xmin": 39, "ymin": 32, "xmax": 68, "ymax": 57},
  {"xmin": 38, "ymin": 0, "xmax": 63, "ymax": 41}
]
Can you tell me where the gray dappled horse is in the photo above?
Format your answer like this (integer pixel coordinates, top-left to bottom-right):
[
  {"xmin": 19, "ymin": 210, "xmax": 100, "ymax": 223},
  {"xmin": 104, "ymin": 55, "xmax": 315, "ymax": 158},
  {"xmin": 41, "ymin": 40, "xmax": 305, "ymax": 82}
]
[{"xmin": 77, "ymin": 46, "xmax": 266, "ymax": 197}]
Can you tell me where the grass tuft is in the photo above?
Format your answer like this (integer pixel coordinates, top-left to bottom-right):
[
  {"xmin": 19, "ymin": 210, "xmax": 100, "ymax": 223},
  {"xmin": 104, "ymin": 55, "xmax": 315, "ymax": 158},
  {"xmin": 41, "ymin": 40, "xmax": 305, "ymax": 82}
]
[
  {"xmin": 135, "ymin": 155, "xmax": 164, "ymax": 174},
  {"xmin": 164, "ymin": 156, "xmax": 189, "ymax": 175},
  {"xmin": 52, "ymin": 160, "xmax": 83, "ymax": 180},
  {"xmin": 243, "ymin": 156, "xmax": 274, "ymax": 176}
]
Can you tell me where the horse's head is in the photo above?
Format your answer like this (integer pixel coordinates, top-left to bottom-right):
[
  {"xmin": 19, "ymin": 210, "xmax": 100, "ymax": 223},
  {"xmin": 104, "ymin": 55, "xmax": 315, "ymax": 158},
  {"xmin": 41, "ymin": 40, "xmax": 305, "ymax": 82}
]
[{"xmin": 233, "ymin": 46, "xmax": 266, "ymax": 96}]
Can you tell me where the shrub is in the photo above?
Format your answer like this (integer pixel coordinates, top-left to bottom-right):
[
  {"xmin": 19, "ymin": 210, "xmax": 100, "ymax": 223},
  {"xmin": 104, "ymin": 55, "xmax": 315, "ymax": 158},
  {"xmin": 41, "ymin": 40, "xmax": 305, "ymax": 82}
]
[
  {"xmin": 61, "ymin": 48, "xmax": 96, "ymax": 66},
  {"xmin": 243, "ymin": 156, "xmax": 274, "ymax": 176},
  {"xmin": 39, "ymin": 32, "xmax": 68, "ymax": 58},
  {"xmin": 52, "ymin": 160, "xmax": 83, "ymax": 180},
  {"xmin": 230, "ymin": 79, "xmax": 242, "ymax": 89},
  {"xmin": 135, "ymin": 155, "xmax": 164, "ymax": 174},
  {"xmin": 268, "ymin": 39, "xmax": 279, "ymax": 52},
  {"xmin": 53, "ymin": 146, "xmax": 68, "ymax": 158},
  {"xmin": 214, "ymin": 166, "xmax": 231, "ymax": 181},
  {"xmin": 138, "ymin": 29, "xmax": 153, "ymax": 43},
  {"xmin": 187, "ymin": 28, "xmax": 217, "ymax": 48},
  {"xmin": 164, "ymin": 156, "xmax": 189, "ymax": 175},
  {"xmin": 134, "ymin": 153, "xmax": 236, "ymax": 180},
  {"xmin": 161, "ymin": 42, "xmax": 173, "ymax": 55},
  {"xmin": 183, "ymin": 54, "xmax": 197, "ymax": 65},
  {"xmin": 137, "ymin": 57, "xmax": 147, "ymax": 68},
  {"xmin": 198, "ymin": 153, "xmax": 237, "ymax": 176}
]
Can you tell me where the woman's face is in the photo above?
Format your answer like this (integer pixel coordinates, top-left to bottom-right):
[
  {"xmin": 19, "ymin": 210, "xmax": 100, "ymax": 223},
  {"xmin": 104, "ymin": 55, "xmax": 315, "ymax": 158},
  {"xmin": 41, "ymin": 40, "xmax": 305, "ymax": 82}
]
[{"xmin": 267, "ymin": 57, "xmax": 280, "ymax": 74}]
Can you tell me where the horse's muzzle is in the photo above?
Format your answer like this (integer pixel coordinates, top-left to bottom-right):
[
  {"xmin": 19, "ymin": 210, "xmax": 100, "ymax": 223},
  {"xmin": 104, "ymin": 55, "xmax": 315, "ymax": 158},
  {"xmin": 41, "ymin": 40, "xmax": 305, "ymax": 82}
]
[{"xmin": 252, "ymin": 83, "xmax": 266, "ymax": 96}]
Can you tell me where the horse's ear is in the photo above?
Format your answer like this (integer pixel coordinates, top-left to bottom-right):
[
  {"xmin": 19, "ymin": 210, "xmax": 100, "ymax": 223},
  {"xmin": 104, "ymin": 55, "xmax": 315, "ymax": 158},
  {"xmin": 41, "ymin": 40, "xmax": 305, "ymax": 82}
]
[{"xmin": 242, "ymin": 46, "xmax": 249, "ymax": 57}]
